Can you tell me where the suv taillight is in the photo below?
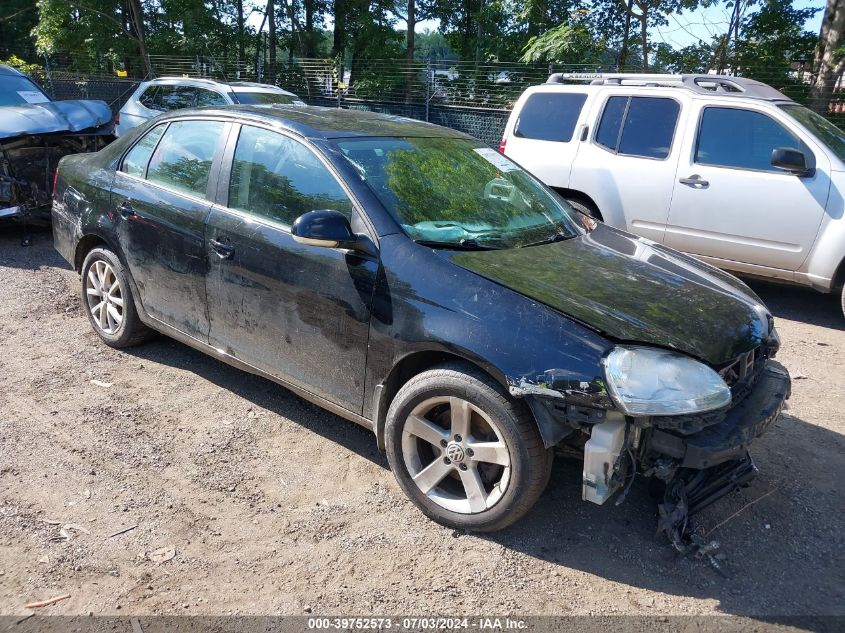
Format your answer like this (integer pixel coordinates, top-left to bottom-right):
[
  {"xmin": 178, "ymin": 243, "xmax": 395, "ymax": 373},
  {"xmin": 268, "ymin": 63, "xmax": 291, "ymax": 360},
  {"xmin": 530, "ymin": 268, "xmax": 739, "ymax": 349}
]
[
  {"xmin": 114, "ymin": 112, "xmax": 120, "ymax": 126},
  {"xmin": 498, "ymin": 137, "xmax": 507, "ymax": 153},
  {"xmin": 52, "ymin": 168, "xmax": 59, "ymax": 194}
]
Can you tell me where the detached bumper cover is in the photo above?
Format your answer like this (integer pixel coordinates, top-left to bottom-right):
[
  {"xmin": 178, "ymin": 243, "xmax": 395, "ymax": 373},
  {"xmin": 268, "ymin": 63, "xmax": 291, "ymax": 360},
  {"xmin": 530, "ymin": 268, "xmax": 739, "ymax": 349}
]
[{"xmin": 649, "ymin": 361, "xmax": 791, "ymax": 469}]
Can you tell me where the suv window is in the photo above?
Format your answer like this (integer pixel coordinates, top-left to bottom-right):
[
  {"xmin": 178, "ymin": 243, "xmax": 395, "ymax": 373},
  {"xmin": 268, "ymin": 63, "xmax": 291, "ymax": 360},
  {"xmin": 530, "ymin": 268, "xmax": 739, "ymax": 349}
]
[
  {"xmin": 138, "ymin": 85, "xmax": 159, "ymax": 109},
  {"xmin": 146, "ymin": 120, "xmax": 225, "ymax": 197},
  {"xmin": 122, "ymin": 124, "xmax": 166, "ymax": 177},
  {"xmin": 595, "ymin": 96, "xmax": 680, "ymax": 159},
  {"xmin": 514, "ymin": 93, "xmax": 587, "ymax": 142},
  {"xmin": 195, "ymin": 88, "xmax": 228, "ymax": 107},
  {"xmin": 153, "ymin": 85, "xmax": 197, "ymax": 111},
  {"xmin": 696, "ymin": 107, "xmax": 800, "ymax": 171},
  {"xmin": 228, "ymin": 125, "xmax": 353, "ymax": 226}
]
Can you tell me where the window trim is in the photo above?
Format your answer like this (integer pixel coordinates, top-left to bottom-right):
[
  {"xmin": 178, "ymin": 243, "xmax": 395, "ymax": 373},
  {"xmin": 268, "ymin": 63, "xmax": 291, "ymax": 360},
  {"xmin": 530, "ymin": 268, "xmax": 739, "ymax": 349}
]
[
  {"xmin": 215, "ymin": 122, "xmax": 377, "ymax": 243},
  {"xmin": 592, "ymin": 94, "xmax": 682, "ymax": 162},
  {"xmin": 117, "ymin": 116, "xmax": 232, "ymax": 203},
  {"xmin": 692, "ymin": 104, "xmax": 815, "ymax": 175}
]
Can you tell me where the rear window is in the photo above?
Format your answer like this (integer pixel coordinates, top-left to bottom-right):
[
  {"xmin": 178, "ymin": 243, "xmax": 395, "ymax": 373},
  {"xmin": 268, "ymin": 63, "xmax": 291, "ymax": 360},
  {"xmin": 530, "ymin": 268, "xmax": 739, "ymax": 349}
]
[
  {"xmin": 595, "ymin": 96, "xmax": 680, "ymax": 159},
  {"xmin": 513, "ymin": 93, "xmax": 587, "ymax": 142}
]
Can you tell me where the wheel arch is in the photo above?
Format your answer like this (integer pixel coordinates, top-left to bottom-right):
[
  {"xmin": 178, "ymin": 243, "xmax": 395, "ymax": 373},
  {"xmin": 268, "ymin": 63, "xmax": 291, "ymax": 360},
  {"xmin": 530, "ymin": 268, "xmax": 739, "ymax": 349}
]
[
  {"xmin": 550, "ymin": 187, "xmax": 604, "ymax": 221},
  {"xmin": 372, "ymin": 349, "xmax": 514, "ymax": 451}
]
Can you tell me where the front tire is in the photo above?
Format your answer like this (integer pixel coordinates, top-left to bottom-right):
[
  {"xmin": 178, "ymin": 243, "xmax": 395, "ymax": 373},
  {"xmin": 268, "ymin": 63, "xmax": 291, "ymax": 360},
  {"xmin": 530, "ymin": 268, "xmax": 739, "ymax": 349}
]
[
  {"xmin": 81, "ymin": 247, "xmax": 150, "ymax": 348},
  {"xmin": 385, "ymin": 363, "xmax": 551, "ymax": 532}
]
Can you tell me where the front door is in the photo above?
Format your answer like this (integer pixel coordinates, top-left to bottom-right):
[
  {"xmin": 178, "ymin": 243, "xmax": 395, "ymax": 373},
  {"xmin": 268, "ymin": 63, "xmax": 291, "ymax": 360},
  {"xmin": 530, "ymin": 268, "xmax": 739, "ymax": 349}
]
[
  {"xmin": 111, "ymin": 119, "xmax": 230, "ymax": 337},
  {"xmin": 204, "ymin": 124, "xmax": 378, "ymax": 413},
  {"xmin": 665, "ymin": 104, "xmax": 830, "ymax": 272}
]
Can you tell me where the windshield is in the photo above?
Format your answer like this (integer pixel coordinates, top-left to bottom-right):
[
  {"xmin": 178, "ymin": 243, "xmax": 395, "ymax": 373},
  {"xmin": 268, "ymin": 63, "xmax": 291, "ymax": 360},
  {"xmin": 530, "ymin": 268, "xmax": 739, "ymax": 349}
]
[
  {"xmin": 233, "ymin": 91, "xmax": 301, "ymax": 105},
  {"xmin": 0, "ymin": 75, "xmax": 50, "ymax": 106},
  {"xmin": 335, "ymin": 137, "xmax": 582, "ymax": 249},
  {"xmin": 780, "ymin": 104, "xmax": 845, "ymax": 162}
]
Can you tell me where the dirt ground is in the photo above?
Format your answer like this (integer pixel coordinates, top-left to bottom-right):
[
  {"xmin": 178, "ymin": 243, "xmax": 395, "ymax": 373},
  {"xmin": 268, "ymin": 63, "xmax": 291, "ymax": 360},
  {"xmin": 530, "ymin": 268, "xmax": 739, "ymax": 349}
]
[{"xmin": 1, "ymin": 227, "xmax": 843, "ymax": 621}]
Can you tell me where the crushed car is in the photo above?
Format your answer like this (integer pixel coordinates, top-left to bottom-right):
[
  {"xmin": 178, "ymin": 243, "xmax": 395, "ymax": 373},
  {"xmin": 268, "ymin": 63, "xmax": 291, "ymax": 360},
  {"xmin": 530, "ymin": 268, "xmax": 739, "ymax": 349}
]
[{"xmin": 0, "ymin": 64, "xmax": 114, "ymax": 229}]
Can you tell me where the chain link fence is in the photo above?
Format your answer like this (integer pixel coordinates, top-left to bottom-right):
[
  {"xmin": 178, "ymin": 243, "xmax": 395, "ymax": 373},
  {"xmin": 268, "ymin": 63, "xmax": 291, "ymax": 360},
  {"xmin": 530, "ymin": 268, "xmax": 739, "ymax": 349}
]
[{"xmin": 22, "ymin": 53, "xmax": 845, "ymax": 147}]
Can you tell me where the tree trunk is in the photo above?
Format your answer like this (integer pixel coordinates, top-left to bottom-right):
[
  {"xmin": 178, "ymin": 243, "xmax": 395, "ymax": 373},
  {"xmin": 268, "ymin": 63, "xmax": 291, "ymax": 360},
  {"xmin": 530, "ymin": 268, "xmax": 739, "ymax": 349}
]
[
  {"xmin": 810, "ymin": 0, "xmax": 845, "ymax": 114},
  {"xmin": 254, "ymin": 7, "xmax": 268, "ymax": 78},
  {"xmin": 619, "ymin": 0, "xmax": 633, "ymax": 68},
  {"xmin": 126, "ymin": 0, "xmax": 150, "ymax": 77},
  {"xmin": 237, "ymin": 0, "xmax": 245, "ymax": 65},
  {"xmin": 639, "ymin": 13, "xmax": 648, "ymax": 71},
  {"xmin": 333, "ymin": 0, "xmax": 346, "ymax": 58},
  {"xmin": 267, "ymin": 0, "xmax": 277, "ymax": 83},
  {"xmin": 304, "ymin": 0, "xmax": 315, "ymax": 57},
  {"xmin": 404, "ymin": 0, "xmax": 416, "ymax": 102}
]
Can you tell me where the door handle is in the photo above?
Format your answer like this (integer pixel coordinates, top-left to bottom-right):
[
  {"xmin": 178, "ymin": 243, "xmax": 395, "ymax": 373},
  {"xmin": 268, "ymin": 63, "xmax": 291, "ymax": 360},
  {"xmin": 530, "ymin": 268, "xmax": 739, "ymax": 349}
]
[
  {"xmin": 679, "ymin": 174, "xmax": 709, "ymax": 187},
  {"xmin": 209, "ymin": 238, "xmax": 235, "ymax": 259},
  {"xmin": 117, "ymin": 201, "xmax": 136, "ymax": 219}
]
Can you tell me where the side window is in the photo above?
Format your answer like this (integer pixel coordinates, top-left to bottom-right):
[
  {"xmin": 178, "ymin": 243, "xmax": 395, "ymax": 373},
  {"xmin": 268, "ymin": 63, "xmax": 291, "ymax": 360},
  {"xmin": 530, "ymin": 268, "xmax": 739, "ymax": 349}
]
[
  {"xmin": 122, "ymin": 124, "xmax": 166, "ymax": 177},
  {"xmin": 138, "ymin": 86, "xmax": 159, "ymax": 110},
  {"xmin": 146, "ymin": 120, "xmax": 225, "ymax": 198},
  {"xmin": 228, "ymin": 125, "xmax": 353, "ymax": 226},
  {"xmin": 156, "ymin": 86, "xmax": 197, "ymax": 111},
  {"xmin": 595, "ymin": 96, "xmax": 627, "ymax": 151},
  {"xmin": 513, "ymin": 93, "xmax": 587, "ymax": 142},
  {"xmin": 195, "ymin": 88, "xmax": 228, "ymax": 107},
  {"xmin": 595, "ymin": 96, "xmax": 680, "ymax": 159},
  {"xmin": 696, "ymin": 107, "xmax": 800, "ymax": 171}
]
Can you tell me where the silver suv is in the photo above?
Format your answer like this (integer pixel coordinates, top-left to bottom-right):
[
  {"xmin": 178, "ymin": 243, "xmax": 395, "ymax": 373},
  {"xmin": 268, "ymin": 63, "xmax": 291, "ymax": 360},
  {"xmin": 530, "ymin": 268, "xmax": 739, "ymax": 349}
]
[
  {"xmin": 502, "ymin": 73, "xmax": 845, "ymax": 317},
  {"xmin": 115, "ymin": 77, "xmax": 304, "ymax": 136}
]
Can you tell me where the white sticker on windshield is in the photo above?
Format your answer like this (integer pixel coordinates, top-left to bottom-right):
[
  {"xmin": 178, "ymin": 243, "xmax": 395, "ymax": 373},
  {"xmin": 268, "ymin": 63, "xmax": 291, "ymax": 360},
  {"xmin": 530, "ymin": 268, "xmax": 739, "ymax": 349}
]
[
  {"xmin": 473, "ymin": 147, "xmax": 518, "ymax": 172},
  {"xmin": 18, "ymin": 91, "xmax": 50, "ymax": 104}
]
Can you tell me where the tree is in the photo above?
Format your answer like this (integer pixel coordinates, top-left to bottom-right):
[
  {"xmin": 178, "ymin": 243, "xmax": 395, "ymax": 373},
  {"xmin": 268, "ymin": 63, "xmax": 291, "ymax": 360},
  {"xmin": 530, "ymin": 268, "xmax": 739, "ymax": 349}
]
[
  {"xmin": 811, "ymin": 0, "xmax": 845, "ymax": 114},
  {"xmin": 268, "ymin": 0, "xmax": 277, "ymax": 81}
]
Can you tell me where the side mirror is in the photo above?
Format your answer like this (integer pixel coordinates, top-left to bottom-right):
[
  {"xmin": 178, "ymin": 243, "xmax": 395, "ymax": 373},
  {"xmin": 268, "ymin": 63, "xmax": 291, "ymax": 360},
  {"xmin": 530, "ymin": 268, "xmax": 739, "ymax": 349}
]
[
  {"xmin": 291, "ymin": 210, "xmax": 376, "ymax": 256},
  {"xmin": 771, "ymin": 147, "xmax": 809, "ymax": 175}
]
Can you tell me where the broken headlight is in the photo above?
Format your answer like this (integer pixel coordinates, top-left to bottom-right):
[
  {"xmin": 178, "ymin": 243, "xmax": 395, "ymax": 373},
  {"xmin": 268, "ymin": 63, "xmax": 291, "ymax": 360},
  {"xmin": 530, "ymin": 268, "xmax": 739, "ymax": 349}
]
[{"xmin": 602, "ymin": 346, "xmax": 731, "ymax": 416}]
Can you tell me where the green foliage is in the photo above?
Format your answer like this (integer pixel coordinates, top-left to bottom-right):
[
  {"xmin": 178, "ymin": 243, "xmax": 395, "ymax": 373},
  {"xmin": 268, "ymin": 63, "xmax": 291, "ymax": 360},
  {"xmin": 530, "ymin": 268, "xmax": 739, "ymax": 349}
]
[{"xmin": 520, "ymin": 22, "xmax": 603, "ymax": 64}]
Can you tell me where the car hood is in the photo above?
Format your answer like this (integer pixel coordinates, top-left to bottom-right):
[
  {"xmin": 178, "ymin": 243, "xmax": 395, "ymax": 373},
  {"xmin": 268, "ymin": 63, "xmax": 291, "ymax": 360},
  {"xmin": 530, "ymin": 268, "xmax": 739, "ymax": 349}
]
[
  {"xmin": 444, "ymin": 224, "xmax": 770, "ymax": 366},
  {"xmin": 0, "ymin": 100, "xmax": 114, "ymax": 139}
]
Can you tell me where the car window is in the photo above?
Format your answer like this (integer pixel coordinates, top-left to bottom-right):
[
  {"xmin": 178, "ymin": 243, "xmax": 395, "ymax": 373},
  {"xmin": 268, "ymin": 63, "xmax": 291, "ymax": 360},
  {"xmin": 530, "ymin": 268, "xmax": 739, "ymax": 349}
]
[
  {"xmin": 138, "ymin": 85, "xmax": 159, "ymax": 109},
  {"xmin": 513, "ymin": 93, "xmax": 587, "ymax": 142},
  {"xmin": 146, "ymin": 120, "xmax": 225, "ymax": 197},
  {"xmin": 233, "ymin": 92, "xmax": 300, "ymax": 105},
  {"xmin": 595, "ymin": 96, "xmax": 627, "ymax": 151},
  {"xmin": 195, "ymin": 88, "xmax": 228, "ymax": 107},
  {"xmin": 228, "ymin": 125, "xmax": 353, "ymax": 226},
  {"xmin": 595, "ymin": 96, "xmax": 679, "ymax": 159},
  {"xmin": 156, "ymin": 86, "xmax": 197, "ymax": 111},
  {"xmin": 0, "ymin": 74, "xmax": 51, "ymax": 105},
  {"xmin": 697, "ymin": 107, "xmax": 801, "ymax": 171},
  {"xmin": 122, "ymin": 124, "xmax": 166, "ymax": 177}
]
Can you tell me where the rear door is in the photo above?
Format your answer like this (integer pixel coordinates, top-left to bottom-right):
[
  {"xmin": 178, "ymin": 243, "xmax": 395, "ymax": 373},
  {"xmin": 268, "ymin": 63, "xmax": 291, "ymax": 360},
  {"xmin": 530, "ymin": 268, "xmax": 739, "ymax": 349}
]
[
  {"xmin": 568, "ymin": 93, "xmax": 687, "ymax": 241},
  {"xmin": 204, "ymin": 124, "xmax": 378, "ymax": 413},
  {"xmin": 111, "ymin": 118, "xmax": 230, "ymax": 337},
  {"xmin": 665, "ymin": 104, "xmax": 830, "ymax": 273}
]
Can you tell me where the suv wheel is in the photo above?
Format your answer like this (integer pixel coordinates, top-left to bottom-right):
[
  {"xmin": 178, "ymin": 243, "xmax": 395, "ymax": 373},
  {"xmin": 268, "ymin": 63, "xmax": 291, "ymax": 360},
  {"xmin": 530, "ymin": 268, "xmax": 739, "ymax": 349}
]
[
  {"xmin": 841, "ymin": 284, "xmax": 845, "ymax": 319},
  {"xmin": 81, "ymin": 247, "xmax": 150, "ymax": 348},
  {"xmin": 385, "ymin": 363, "xmax": 552, "ymax": 532}
]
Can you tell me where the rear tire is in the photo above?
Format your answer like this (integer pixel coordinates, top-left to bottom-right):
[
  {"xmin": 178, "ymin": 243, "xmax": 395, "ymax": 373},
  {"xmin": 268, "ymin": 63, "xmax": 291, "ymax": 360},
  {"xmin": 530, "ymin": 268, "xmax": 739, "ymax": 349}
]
[
  {"xmin": 385, "ymin": 363, "xmax": 552, "ymax": 532},
  {"xmin": 840, "ymin": 284, "xmax": 845, "ymax": 319},
  {"xmin": 81, "ymin": 247, "xmax": 150, "ymax": 348}
]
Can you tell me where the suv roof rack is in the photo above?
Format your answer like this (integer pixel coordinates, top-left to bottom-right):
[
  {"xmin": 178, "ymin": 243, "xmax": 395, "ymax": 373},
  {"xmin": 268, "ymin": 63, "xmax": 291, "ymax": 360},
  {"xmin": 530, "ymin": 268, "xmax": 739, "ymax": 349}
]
[{"xmin": 545, "ymin": 72, "xmax": 791, "ymax": 102}]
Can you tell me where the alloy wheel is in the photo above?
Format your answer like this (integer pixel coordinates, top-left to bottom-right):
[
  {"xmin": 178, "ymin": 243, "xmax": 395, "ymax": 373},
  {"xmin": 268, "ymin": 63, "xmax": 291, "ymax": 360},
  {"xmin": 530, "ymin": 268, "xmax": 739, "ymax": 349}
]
[
  {"xmin": 401, "ymin": 396, "xmax": 512, "ymax": 514},
  {"xmin": 85, "ymin": 259, "xmax": 124, "ymax": 335}
]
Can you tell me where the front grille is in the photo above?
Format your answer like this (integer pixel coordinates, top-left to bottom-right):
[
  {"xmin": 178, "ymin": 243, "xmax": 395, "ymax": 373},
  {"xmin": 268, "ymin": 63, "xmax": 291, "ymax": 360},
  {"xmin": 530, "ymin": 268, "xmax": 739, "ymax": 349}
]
[{"xmin": 720, "ymin": 348, "xmax": 758, "ymax": 388}]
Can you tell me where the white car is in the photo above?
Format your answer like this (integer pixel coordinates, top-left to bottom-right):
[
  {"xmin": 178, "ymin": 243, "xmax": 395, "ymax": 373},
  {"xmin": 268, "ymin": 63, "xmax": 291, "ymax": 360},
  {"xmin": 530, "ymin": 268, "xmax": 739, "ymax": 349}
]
[
  {"xmin": 115, "ymin": 77, "xmax": 305, "ymax": 136},
  {"xmin": 502, "ymin": 73, "xmax": 845, "ymax": 316}
]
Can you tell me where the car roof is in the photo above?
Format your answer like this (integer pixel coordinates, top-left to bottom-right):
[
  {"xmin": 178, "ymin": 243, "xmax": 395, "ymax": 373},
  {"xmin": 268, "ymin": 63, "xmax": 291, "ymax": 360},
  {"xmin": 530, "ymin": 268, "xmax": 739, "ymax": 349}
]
[
  {"xmin": 160, "ymin": 104, "xmax": 472, "ymax": 140},
  {"xmin": 541, "ymin": 73, "xmax": 793, "ymax": 103},
  {"xmin": 142, "ymin": 76, "xmax": 298, "ymax": 96}
]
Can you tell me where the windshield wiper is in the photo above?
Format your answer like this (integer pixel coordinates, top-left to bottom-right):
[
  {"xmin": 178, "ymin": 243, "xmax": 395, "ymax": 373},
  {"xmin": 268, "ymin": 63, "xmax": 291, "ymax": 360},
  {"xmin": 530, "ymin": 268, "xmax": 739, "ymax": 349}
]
[
  {"xmin": 522, "ymin": 233, "xmax": 575, "ymax": 248},
  {"xmin": 414, "ymin": 238, "xmax": 501, "ymax": 251}
]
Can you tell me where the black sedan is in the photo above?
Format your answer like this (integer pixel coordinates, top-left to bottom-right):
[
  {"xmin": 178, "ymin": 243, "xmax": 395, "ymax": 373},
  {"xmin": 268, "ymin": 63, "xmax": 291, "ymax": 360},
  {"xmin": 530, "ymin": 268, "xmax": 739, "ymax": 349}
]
[{"xmin": 52, "ymin": 106, "xmax": 790, "ymax": 547}]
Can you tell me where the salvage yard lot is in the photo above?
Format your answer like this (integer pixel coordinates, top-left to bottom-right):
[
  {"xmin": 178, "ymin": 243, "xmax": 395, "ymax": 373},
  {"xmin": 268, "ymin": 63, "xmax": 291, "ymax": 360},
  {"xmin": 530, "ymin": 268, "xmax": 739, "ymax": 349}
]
[{"xmin": 1, "ymin": 227, "xmax": 843, "ymax": 618}]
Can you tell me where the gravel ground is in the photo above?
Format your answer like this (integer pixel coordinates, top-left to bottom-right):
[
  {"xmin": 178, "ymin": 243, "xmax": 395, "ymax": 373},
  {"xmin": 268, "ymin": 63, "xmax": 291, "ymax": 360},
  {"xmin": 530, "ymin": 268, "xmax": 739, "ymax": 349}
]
[{"xmin": 0, "ymin": 227, "xmax": 843, "ymax": 620}]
